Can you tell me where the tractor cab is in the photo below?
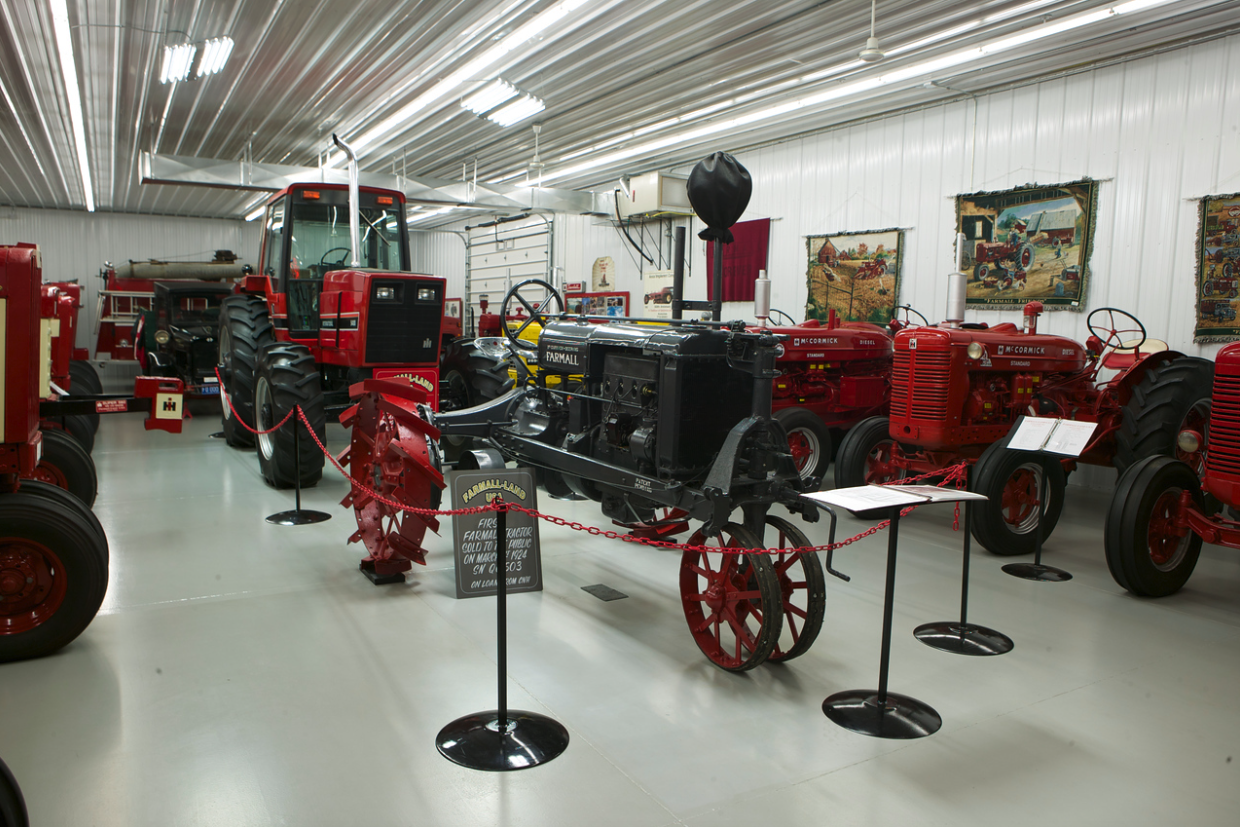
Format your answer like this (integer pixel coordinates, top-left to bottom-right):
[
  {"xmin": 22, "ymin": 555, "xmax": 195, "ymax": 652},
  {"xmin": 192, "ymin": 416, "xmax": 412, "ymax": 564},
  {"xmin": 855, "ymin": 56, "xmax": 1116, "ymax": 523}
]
[{"xmin": 256, "ymin": 184, "xmax": 410, "ymax": 338}]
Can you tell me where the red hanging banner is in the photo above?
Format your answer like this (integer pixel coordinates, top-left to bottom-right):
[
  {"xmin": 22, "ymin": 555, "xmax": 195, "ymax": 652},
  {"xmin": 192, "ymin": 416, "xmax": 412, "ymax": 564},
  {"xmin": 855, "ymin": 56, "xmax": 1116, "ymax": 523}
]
[{"xmin": 706, "ymin": 217, "xmax": 770, "ymax": 303}]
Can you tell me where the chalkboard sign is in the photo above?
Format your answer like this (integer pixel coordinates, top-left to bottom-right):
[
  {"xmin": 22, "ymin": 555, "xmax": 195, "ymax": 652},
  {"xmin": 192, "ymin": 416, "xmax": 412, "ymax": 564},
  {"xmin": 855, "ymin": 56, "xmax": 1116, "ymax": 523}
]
[{"xmin": 449, "ymin": 468, "xmax": 543, "ymax": 599}]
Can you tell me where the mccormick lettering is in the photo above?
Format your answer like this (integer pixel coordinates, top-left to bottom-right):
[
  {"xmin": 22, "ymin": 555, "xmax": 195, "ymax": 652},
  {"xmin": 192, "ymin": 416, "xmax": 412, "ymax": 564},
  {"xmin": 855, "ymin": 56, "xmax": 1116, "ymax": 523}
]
[
  {"xmin": 793, "ymin": 337, "xmax": 839, "ymax": 347},
  {"xmin": 996, "ymin": 345, "xmax": 1046, "ymax": 356}
]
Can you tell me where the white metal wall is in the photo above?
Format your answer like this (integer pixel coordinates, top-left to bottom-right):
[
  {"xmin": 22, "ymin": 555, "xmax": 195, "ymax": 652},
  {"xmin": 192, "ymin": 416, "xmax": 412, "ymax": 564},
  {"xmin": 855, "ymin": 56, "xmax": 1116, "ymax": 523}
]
[
  {"xmin": 558, "ymin": 33, "xmax": 1240, "ymax": 353},
  {"xmin": 410, "ymin": 228, "xmax": 468, "ymax": 301},
  {"xmin": 0, "ymin": 206, "xmax": 258, "ymax": 351}
]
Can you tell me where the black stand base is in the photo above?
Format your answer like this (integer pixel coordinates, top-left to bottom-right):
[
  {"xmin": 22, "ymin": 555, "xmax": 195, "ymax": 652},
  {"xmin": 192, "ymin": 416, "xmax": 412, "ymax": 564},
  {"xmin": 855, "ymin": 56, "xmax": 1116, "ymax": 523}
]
[
  {"xmin": 360, "ymin": 565, "xmax": 405, "ymax": 586},
  {"xmin": 823, "ymin": 690, "xmax": 942, "ymax": 739},
  {"xmin": 209, "ymin": 431, "xmax": 226, "ymax": 439},
  {"xmin": 914, "ymin": 621, "xmax": 1014, "ymax": 656},
  {"xmin": 265, "ymin": 509, "xmax": 332, "ymax": 526},
  {"xmin": 437, "ymin": 710, "xmax": 569, "ymax": 771},
  {"xmin": 1002, "ymin": 562, "xmax": 1073, "ymax": 582}
]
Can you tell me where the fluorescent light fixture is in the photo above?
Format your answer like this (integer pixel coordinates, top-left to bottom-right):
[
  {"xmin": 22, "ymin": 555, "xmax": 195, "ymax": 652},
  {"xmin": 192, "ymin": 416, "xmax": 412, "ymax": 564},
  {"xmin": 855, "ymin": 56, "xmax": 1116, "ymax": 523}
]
[
  {"xmin": 462, "ymin": 79, "xmax": 518, "ymax": 114},
  {"xmin": 487, "ymin": 93, "xmax": 545, "ymax": 127},
  {"xmin": 351, "ymin": 0, "xmax": 603, "ymax": 154},
  {"xmin": 160, "ymin": 43, "xmax": 197, "ymax": 83},
  {"xmin": 50, "ymin": 0, "xmax": 94, "ymax": 211},
  {"xmin": 244, "ymin": 203, "xmax": 267, "ymax": 222},
  {"xmin": 408, "ymin": 207, "xmax": 456, "ymax": 223},
  {"xmin": 197, "ymin": 37, "xmax": 234, "ymax": 78},
  {"xmin": 542, "ymin": 0, "xmax": 1183, "ymax": 184}
]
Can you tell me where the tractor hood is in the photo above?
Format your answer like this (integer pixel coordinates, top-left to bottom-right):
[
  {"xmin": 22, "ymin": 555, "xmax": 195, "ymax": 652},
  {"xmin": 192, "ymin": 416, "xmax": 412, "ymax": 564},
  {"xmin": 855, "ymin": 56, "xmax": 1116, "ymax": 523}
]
[{"xmin": 895, "ymin": 324, "xmax": 1087, "ymax": 373}]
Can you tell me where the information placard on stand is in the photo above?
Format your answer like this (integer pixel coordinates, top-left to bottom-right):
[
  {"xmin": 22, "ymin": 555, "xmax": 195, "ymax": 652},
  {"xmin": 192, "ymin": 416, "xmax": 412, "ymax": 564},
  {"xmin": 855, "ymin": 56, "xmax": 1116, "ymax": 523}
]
[
  {"xmin": 449, "ymin": 469, "xmax": 543, "ymax": 599},
  {"xmin": 1001, "ymin": 416, "xmax": 1096, "ymax": 582},
  {"xmin": 805, "ymin": 484, "xmax": 986, "ymax": 740}
]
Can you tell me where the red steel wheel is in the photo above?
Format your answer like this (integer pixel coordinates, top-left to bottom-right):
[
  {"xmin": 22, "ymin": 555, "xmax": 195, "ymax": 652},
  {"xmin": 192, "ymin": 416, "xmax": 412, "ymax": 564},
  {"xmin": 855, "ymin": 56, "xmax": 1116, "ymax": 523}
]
[
  {"xmin": 764, "ymin": 516, "xmax": 826, "ymax": 663},
  {"xmin": 999, "ymin": 464, "xmax": 1042, "ymax": 533},
  {"xmin": 0, "ymin": 538, "xmax": 68, "ymax": 634},
  {"xmin": 680, "ymin": 523, "xmax": 782, "ymax": 672}
]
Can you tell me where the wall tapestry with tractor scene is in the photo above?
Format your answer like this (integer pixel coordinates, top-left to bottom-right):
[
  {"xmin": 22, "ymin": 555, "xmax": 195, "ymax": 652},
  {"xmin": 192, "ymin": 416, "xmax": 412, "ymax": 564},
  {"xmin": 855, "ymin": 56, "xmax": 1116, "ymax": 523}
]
[
  {"xmin": 804, "ymin": 228, "xmax": 903, "ymax": 323},
  {"xmin": 1194, "ymin": 193, "xmax": 1240, "ymax": 343},
  {"xmin": 956, "ymin": 179, "xmax": 1098, "ymax": 309}
]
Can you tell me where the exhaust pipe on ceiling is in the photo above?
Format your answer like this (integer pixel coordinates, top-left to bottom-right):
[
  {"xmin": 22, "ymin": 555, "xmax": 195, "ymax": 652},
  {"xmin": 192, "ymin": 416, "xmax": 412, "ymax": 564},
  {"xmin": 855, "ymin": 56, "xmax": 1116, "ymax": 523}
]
[
  {"xmin": 944, "ymin": 231, "xmax": 967, "ymax": 328},
  {"xmin": 331, "ymin": 133, "xmax": 361, "ymax": 268}
]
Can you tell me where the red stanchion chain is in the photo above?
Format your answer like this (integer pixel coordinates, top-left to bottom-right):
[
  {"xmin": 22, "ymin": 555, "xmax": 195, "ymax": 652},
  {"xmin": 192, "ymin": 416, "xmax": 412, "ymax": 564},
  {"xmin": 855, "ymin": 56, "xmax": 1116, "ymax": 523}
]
[
  {"xmin": 214, "ymin": 367, "xmax": 297, "ymax": 435},
  {"xmin": 293, "ymin": 404, "xmax": 973, "ymax": 556}
]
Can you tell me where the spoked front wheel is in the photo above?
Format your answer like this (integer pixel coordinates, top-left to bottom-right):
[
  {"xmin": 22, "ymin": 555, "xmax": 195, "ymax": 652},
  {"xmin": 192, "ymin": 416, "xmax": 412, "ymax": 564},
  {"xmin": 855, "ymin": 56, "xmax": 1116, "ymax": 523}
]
[
  {"xmin": 764, "ymin": 516, "xmax": 826, "ymax": 663},
  {"xmin": 680, "ymin": 524, "xmax": 782, "ymax": 672}
]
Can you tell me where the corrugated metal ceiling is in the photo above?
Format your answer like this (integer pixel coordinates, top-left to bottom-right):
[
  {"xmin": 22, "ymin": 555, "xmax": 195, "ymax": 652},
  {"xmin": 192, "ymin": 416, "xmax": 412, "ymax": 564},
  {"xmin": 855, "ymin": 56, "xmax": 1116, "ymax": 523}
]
[{"xmin": 1, "ymin": 0, "xmax": 1236, "ymax": 226}]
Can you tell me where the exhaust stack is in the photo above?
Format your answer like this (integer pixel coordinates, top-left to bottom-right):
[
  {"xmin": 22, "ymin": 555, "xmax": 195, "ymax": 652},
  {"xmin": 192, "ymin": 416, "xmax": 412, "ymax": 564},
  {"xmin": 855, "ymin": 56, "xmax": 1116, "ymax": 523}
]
[
  {"xmin": 754, "ymin": 269, "xmax": 771, "ymax": 326},
  {"xmin": 332, "ymin": 133, "xmax": 361, "ymax": 268},
  {"xmin": 944, "ymin": 231, "xmax": 967, "ymax": 328}
]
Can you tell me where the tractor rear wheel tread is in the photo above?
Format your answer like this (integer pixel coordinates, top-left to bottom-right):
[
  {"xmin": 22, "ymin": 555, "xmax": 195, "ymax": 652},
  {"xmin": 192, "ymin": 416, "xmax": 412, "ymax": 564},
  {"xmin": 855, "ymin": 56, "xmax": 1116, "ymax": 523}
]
[
  {"xmin": 834, "ymin": 416, "xmax": 899, "ymax": 489},
  {"xmin": 1115, "ymin": 356, "xmax": 1214, "ymax": 474},
  {"xmin": 1104, "ymin": 456, "xmax": 1203, "ymax": 596},
  {"xmin": 17, "ymin": 479, "xmax": 109, "ymax": 562},
  {"xmin": 254, "ymin": 343, "xmax": 325, "ymax": 489},
  {"xmin": 218, "ymin": 295, "xmax": 274, "ymax": 448}
]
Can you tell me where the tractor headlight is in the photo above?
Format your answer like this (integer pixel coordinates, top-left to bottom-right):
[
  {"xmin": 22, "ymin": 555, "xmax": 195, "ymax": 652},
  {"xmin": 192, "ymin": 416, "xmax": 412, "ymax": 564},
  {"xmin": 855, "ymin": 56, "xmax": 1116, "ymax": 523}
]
[
  {"xmin": 967, "ymin": 342, "xmax": 984, "ymax": 360},
  {"xmin": 155, "ymin": 330, "xmax": 171, "ymax": 345},
  {"xmin": 1177, "ymin": 430, "xmax": 1202, "ymax": 454}
]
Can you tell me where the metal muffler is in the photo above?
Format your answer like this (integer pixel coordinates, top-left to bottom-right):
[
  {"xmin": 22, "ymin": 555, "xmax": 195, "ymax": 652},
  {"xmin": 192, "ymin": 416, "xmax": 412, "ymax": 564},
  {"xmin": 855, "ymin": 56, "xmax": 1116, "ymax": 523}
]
[
  {"xmin": 331, "ymin": 133, "xmax": 361, "ymax": 268},
  {"xmin": 943, "ymin": 231, "xmax": 967, "ymax": 328}
]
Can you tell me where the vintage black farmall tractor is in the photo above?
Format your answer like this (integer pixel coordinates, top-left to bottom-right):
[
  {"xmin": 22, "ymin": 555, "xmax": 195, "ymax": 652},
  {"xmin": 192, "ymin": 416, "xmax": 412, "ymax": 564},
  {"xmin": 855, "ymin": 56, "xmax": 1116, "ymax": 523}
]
[
  {"xmin": 1, "ymin": 244, "xmax": 184, "ymax": 662},
  {"xmin": 216, "ymin": 135, "xmax": 449, "ymax": 489},
  {"xmin": 336, "ymin": 153, "xmax": 842, "ymax": 672},
  {"xmin": 836, "ymin": 248, "xmax": 1214, "ymax": 557},
  {"xmin": 1103, "ymin": 340, "xmax": 1240, "ymax": 596}
]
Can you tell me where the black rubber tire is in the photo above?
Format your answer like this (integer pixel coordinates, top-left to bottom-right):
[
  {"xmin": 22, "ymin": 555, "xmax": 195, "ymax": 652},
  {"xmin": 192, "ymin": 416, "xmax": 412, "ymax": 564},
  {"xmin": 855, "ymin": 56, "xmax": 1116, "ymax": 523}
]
[
  {"xmin": 440, "ymin": 338, "xmax": 514, "ymax": 408},
  {"xmin": 0, "ymin": 491, "xmax": 109, "ymax": 662},
  {"xmin": 764, "ymin": 516, "xmax": 826, "ymax": 663},
  {"xmin": 44, "ymin": 413, "xmax": 94, "ymax": 455},
  {"xmin": 1104, "ymin": 456, "xmax": 1203, "ymax": 597},
  {"xmin": 18, "ymin": 479, "xmax": 109, "ymax": 562},
  {"xmin": 1114, "ymin": 356, "xmax": 1215, "ymax": 474},
  {"xmin": 253, "ymin": 343, "xmax": 325, "ymax": 489},
  {"xmin": 1016, "ymin": 243, "xmax": 1036, "ymax": 270},
  {"xmin": 834, "ymin": 416, "xmax": 899, "ymax": 488},
  {"xmin": 218, "ymin": 295, "xmax": 274, "ymax": 449},
  {"xmin": 774, "ymin": 407, "xmax": 831, "ymax": 490},
  {"xmin": 68, "ymin": 360, "xmax": 102, "ymax": 434},
  {"xmin": 0, "ymin": 757, "xmax": 28, "ymax": 827},
  {"xmin": 970, "ymin": 436, "xmax": 1067, "ymax": 556},
  {"xmin": 32, "ymin": 427, "xmax": 98, "ymax": 507}
]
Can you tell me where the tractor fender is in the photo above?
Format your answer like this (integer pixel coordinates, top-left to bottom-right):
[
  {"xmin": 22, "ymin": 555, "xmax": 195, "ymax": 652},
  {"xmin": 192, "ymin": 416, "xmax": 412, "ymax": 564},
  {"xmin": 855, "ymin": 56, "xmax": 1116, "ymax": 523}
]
[{"xmin": 1108, "ymin": 349, "xmax": 1186, "ymax": 404}]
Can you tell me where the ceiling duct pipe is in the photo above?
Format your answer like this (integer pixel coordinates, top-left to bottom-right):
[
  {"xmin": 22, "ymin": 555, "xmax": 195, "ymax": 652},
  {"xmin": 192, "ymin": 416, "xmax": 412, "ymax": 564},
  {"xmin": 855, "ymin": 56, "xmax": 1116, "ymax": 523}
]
[{"xmin": 332, "ymin": 133, "xmax": 361, "ymax": 268}]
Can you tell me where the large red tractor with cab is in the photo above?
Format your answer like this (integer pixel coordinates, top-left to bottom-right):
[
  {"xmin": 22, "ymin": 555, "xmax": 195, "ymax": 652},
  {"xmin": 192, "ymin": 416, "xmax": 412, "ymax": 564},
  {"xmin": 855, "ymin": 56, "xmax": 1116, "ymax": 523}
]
[
  {"xmin": 216, "ymin": 136, "xmax": 449, "ymax": 489},
  {"xmin": 836, "ymin": 268, "xmax": 1214, "ymax": 557},
  {"xmin": 1104, "ymin": 340, "xmax": 1240, "ymax": 596}
]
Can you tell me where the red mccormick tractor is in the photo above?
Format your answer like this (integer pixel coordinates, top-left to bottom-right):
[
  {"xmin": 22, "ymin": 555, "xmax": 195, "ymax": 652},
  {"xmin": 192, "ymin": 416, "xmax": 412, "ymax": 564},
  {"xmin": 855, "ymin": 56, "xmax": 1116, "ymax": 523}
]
[
  {"xmin": 760, "ymin": 309, "xmax": 893, "ymax": 484},
  {"xmin": 836, "ymin": 270, "xmax": 1214, "ymax": 556},
  {"xmin": 39, "ymin": 282, "xmax": 101, "ymax": 454},
  {"xmin": 1104, "ymin": 341, "xmax": 1240, "ymax": 596},
  {"xmin": 972, "ymin": 219, "xmax": 1036, "ymax": 283},
  {"xmin": 216, "ymin": 137, "xmax": 446, "ymax": 488}
]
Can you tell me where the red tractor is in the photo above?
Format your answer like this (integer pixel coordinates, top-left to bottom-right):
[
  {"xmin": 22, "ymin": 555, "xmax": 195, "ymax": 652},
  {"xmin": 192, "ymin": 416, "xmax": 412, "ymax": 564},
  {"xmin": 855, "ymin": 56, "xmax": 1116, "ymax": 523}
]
[
  {"xmin": 836, "ymin": 273, "xmax": 1214, "ymax": 557},
  {"xmin": 972, "ymin": 219, "xmax": 1036, "ymax": 283},
  {"xmin": 1104, "ymin": 341, "xmax": 1240, "ymax": 596},
  {"xmin": 215, "ymin": 137, "xmax": 447, "ymax": 489},
  {"xmin": 759, "ymin": 308, "xmax": 896, "ymax": 484}
]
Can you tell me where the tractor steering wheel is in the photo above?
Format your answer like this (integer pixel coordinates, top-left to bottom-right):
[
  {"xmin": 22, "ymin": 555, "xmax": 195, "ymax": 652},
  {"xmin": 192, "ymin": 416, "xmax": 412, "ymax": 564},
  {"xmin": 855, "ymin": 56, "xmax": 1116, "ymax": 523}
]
[
  {"xmin": 501, "ymin": 279, "xmax": 565, "ymax": 351},
  {"xmin": 1087, "ymin": 307, "xmax": 1146, "ymax": 353},
  {"xmin": 320, "ymin": 247, "xmax": 352, "ymax": 268},
  {"xmin": 892, "ymin": 304, "xmax": 929, "ymax": 329},
  {"xmin": 767, "ymin": 307, "xmax": 799, "ymax": 327}
]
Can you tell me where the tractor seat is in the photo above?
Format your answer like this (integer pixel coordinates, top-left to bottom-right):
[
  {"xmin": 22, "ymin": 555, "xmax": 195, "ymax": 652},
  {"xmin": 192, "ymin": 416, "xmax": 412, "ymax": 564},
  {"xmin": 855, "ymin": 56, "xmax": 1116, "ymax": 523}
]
[{"xmin": 1101, "ymin": 338, "xmax": 1168, "ymax": 370}]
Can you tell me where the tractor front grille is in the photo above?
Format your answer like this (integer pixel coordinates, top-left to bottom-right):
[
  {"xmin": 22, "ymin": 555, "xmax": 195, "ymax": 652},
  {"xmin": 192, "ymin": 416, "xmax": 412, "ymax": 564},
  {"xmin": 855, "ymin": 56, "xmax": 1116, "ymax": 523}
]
[
  {"xmin": 891, "ymin": 348, "xmax": 951, "ymax": 421},
  {"xmin": 364, "ymin": 279, "xmax": 442, "ymax": 364},
  {"xmin": 1207, "ymin": 372, "xmax": 1240, "ymax": 478}
]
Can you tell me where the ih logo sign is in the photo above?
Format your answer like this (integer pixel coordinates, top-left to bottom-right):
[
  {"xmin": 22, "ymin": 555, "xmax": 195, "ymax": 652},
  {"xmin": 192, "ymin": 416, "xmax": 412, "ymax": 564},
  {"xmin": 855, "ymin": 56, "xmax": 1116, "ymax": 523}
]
[{"xmin": 154, "ymin": 392, "xmax": 183, "ymax": 419}]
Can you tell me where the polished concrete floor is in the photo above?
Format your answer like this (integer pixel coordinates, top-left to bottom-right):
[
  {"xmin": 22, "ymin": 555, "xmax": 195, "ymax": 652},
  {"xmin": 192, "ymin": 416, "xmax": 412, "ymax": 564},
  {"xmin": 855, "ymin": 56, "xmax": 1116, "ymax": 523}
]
[{"xmin": 2, "ymin": 403, "xmax": 1240, "ymax": 826}]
